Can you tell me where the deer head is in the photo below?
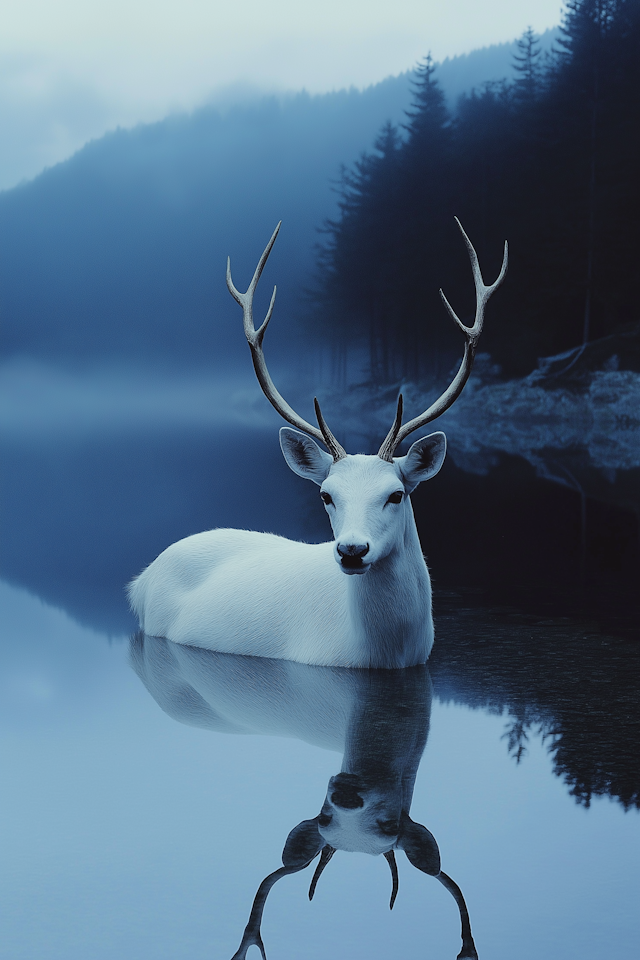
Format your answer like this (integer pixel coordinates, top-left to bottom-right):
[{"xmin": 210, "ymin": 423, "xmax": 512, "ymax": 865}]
[
  {"xmin": 227, "ymin": 220, "xmax": 507, "ymax": 577},
  {"xmin": 280, "ymin": 432, "xmax": 446, "ymax": 573}
]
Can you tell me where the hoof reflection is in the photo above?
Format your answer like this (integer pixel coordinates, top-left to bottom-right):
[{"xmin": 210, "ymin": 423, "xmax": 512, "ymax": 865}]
[{"xmin": 130, "ymin": 633, "xmax": 478, "ymax": 959}]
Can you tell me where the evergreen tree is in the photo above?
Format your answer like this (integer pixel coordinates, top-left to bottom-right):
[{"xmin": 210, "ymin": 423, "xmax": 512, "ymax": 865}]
[
  {"xmin": 558, "ymin": 0, "xmax": 619, "ymax": 62},
  {"xmin": 554, "ymin": 0, "xmax": 632, "ymax": 346},
  {"xmin": 313, "ymin": 0, "xmax": 640, "ymax": 379},
  {"xmin": 512, "ymin": 27, "xmax": 544, "ymax": 103},
  {"xmin": 316, "ymin": 123, "xmax": 404, "ymax": 379},
  {"xmin": 398, "ymin": 56, "xmax": 456, "ymax": 377},
  {"xmin": 404, "ymin": 54, "xmax": 450, "ymax": 148}
]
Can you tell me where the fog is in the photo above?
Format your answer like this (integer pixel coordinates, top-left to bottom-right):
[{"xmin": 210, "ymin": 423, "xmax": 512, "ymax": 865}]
[
  {"xmin": 0, "ymin": 0, "xmax": 562, "ymax": 189},
  {"xmin": 0, "ymin": 29, "xmax": 562, "ymax": 408},
  {"xmin": 0, "ymin": 359, "xmax": 271, "ymax": 435},
  {"xmin": 0, "ymin": 29, "xmax": 559, "ymax": 191},
  {"xmin": 1, "ymin": 84, "xmax": 420, "ymax": 368}
]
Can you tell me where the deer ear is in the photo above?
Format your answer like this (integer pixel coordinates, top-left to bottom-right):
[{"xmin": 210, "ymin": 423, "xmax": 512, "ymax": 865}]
[
  {"xmin": 282, "ymin": 817, "xmax": 324, "ymax": 868},
  {"xmin": 280, "ymin": 428, "xmax": 333, "ymax": 485},
  {"xmin": 396, "ymin": 432, "xmax": 446, "ymax": 493},
  {"xmin": 397, "ymin": 813, "xmax": 441, "ymax": 876}
]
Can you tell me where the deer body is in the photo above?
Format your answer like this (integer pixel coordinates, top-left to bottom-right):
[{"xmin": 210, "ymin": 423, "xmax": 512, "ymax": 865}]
[
  {"xmin": 128, "ymin": 221, "xmax": 507, "ymax": 671},
  {"xmin": 129, "ymin": 455, "xmax": 436, "ymax": 668}
]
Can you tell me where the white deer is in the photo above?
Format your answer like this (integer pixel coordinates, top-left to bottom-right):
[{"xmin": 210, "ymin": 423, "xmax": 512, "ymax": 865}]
[
  {"xmin": 128, "ymin": 220, "xmax": 507, "ymax": 668},
  {"xmin": 130, "ymin": 635, "xmax": 479, "ymax": 959}
]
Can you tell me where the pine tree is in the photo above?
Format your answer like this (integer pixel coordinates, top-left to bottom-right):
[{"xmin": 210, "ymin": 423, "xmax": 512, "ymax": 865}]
[
  {"xmin": 558, "ymin": 0, "xmax": 619, "ymax": 62},
  {"xmin": 556, "ymin": 0, "xmax": 620, "ymax": 345},
  {"xmin": 404, "ymin": 54, "xmax": 450, "ymax": 153},
  {"xmin": 315, "ymin": 122, "xmax": 405, "ymax": 380},
  {"xmin": 512, "ymin": 26, "xmax": 543, "ymax": 103},
  {"xmin": 312, "ymin": 0, "xmax": 640, "ymax": 378}
]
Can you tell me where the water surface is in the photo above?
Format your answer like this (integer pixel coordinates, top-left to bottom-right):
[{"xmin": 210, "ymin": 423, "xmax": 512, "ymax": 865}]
[{"xmin": 1, "ymin": 399, "xmax": 638, "ymax": 959}]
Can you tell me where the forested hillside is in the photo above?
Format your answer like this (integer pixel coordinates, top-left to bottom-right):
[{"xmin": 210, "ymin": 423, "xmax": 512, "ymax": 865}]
[
  {"xmin": 0, "ymin": 32, "xmax": 558, "ymax": 371},
  {"xmin": 314, "ymin": 0, "xmax": 640, "ymax": 378}
]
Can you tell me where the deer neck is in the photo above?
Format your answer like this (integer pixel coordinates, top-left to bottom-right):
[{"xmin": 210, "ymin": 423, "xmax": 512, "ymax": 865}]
[
  {"xmin": 340, "ymin": 665, "xmax": 431, "ymax": 803},
  {"xmin": 345, "ymin": 501, "xmax": 432, "ymax": 667}
]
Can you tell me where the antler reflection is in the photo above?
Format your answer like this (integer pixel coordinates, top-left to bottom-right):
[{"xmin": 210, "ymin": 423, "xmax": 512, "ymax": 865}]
[
  {"xmin": 231, "ymin": 862, "xmax": 313, "ymax": 960},
  {"xmin": 233, "ymin": 812, "xmax": 478, "ymax": 960},
  {"xmin": 308, "ymin": 844, "xmax": 335, "ymax": 901}
]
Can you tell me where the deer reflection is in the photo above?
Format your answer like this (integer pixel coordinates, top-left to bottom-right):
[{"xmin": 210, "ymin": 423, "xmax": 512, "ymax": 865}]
[{"xmin": 130, "ymin": 634, "xmax": 478, "ymax": 960}]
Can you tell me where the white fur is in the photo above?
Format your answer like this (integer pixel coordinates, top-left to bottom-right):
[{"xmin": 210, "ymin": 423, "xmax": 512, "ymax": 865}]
[{"xmin": 128, "ymin": 429, "xmax": 446, "ymax": 668}]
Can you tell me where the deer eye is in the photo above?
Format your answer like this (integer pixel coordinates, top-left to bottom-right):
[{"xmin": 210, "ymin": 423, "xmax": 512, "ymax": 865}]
[
  {"xmin": 387, "ymin": 491, "xmax": 404, "ymax": 505},
  {"xmin": 320, "ymin": 491, "xmax": 333, "ymax": 505}
]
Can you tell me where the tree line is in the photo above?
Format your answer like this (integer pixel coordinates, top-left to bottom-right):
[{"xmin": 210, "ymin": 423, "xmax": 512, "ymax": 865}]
[{"xmin": 313, "ymin": 0, "xmax": 640, "ymax": 380}]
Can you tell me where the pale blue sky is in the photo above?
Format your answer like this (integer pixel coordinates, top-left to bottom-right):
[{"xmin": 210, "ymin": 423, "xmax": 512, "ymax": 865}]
[{"xmin": 0, "ymin": 0, "xmax": 564, "ymax": 189}]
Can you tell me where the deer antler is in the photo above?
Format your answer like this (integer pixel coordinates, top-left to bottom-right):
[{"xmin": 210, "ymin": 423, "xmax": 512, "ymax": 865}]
[
  {"xmin": 231, "ymin": 860, "xmax": 317, "ymax": 960},
  {"xmin": 436, "ymin": 871, "xmax": 479, "ymax": 960},
  {"xmin": 227, "ymin": 223, "xmax": 346, "ymax": 462},
  {"xmin": 378, "ymin": 218, "xmax": 508, "ymax": 461}
]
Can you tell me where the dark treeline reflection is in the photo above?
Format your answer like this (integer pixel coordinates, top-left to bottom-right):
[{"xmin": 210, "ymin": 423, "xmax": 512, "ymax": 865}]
[
  {"xmin": 314, "ymin": 0, "xmax": 640, "ymax": 378},
  {"xmin": 430, "ymin": 600, "xmax": 640, "ymax": 810},
  {"xmin": 2, "ymin": 427, "xmax": 636, "ymax": 638},
  {"xmin": 2, "ymin": 424, "xmax": 638, "ymax": 639},
  {"xmin": 130, "ymin": 637, "xmax": 479, "ymax": 960}
]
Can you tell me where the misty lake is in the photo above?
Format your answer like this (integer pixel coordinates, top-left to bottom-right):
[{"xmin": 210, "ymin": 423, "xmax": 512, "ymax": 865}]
[{"xmin": 1, "ymin": 370, "xmax": 639, "ymax": 960}]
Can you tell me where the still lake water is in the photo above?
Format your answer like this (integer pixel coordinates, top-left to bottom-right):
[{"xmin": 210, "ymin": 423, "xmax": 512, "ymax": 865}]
[{"xmin": 1, "ymin": 377, "xmax": 639, "ymax": 959}]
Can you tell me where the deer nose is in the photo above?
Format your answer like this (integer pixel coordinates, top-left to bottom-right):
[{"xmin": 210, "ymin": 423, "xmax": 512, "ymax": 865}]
[
  {"xmin": 337, "ymin": 543, "xmax": 369, "ymax": 559},
  {"xmin": 331, "ymin": 783, "xmax": 364, "ymax": 809}
]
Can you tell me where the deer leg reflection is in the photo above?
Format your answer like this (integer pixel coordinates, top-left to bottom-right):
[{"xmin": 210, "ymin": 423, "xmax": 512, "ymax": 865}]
[{"xmin": 437, "ymin": 871, "xmax": 478, "ymax": 960}]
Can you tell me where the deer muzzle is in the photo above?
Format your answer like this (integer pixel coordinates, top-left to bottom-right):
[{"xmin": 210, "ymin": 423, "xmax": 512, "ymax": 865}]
[
  {"xmin": 329, "ymin": 773, "xmax": 365, "ymax": 809},
  {"xmin": 336, "ymin": 542, "xmax": 370, "ymax": 575}
]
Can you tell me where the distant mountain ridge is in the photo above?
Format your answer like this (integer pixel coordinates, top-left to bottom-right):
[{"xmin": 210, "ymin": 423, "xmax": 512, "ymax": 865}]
[{"xmin": 0, "ymin": 28, "xmax": 559, "ymax": 369}]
